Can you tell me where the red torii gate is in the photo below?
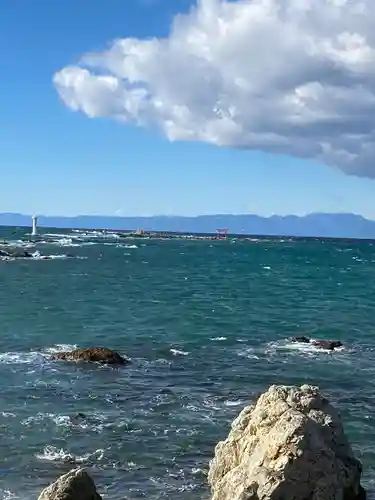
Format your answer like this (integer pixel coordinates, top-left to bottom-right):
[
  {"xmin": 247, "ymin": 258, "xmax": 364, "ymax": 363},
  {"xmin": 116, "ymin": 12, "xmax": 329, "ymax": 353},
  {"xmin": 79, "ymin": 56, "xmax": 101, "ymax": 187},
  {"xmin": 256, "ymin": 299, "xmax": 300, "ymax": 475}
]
[{"xmin": 216, "ymin": 228, "xmax": 228, "ymax": 239}]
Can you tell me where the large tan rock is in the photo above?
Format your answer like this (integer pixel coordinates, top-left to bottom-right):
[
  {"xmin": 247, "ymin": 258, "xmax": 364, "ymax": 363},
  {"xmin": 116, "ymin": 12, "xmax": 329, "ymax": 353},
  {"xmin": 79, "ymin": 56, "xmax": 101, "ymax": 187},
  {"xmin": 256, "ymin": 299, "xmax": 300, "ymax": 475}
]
[
  {"xmin": 37, "ymin": 468, "xmax": 102, "ymax": 500},
  {"xmin": 51, "ymin": 347, "xmax": 129, "ymax": 365},
  {"xmin": 208, "ymin": 384, "xmax": 365, "ymax": 500}
]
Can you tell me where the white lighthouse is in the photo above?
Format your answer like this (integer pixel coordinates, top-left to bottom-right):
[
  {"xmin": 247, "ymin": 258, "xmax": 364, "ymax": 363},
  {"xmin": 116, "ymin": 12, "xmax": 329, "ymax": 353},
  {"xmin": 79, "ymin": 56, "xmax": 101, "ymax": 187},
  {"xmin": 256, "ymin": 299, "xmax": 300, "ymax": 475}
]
[{"xmin": 31, "ymin": 215, "xmax": 38, "ymax": 236}]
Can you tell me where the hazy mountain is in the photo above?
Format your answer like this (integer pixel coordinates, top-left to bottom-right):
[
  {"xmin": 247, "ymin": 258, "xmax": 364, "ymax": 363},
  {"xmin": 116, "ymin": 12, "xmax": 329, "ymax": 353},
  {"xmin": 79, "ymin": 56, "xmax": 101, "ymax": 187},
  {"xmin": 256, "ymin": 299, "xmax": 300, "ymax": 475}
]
[{"xmin": 1, "ymin": 212, "xmax": 375, "ymax": 239}]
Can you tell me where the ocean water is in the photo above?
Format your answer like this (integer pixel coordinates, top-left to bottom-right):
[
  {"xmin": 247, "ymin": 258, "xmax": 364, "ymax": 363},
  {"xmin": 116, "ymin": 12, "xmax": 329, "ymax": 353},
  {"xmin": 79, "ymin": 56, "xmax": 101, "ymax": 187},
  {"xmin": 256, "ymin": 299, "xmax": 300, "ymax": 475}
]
[{"xmin": 0, "ymin": 226, "xmax": 375, "ymax": 499}]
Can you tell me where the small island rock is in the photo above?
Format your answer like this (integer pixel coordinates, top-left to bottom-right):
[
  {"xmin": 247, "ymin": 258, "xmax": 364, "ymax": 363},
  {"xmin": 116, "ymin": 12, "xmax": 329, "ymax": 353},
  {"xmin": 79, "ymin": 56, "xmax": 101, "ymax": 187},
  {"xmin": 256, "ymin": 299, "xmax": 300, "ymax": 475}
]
[
  {"xmin": 37, "ymin": 468, "xmax": 102, "ymax": 500},
  {"xmin": 51, "ymin": 347, "xmax": 129, "ymax": 365},
  {"xmin": 208, "ymin": 384, "xmax": 365, "ymax": 500},
  {"xmin": 311, "ymin": 339, "xmax": 343, "ymax": 350},
  {"xmin": 0, "ymin": 248, "xmax": 34, "ymax": 259}
]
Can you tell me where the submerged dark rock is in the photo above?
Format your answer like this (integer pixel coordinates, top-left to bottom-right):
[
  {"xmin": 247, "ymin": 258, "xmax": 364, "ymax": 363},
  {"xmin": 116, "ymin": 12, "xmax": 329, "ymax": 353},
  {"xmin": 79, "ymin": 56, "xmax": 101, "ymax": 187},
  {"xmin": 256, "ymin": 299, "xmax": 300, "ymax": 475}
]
[
  {"xmin": 291, "ymin": 336, "xmax": 343, "ymax": 350},
  {"xmin": 312, "ymin": 339, "xmax": 343, "ymax": 350},
  {"xmin": 291, "ymin": 335, "xmax": 310, "ymax": 343},
  {"xmin": 0, "ymin": 247, "xmax": 34, "ymax": 259},
  {"xmin": 51, "ymin": 347, "xmax": 129, "ymax": 365}
]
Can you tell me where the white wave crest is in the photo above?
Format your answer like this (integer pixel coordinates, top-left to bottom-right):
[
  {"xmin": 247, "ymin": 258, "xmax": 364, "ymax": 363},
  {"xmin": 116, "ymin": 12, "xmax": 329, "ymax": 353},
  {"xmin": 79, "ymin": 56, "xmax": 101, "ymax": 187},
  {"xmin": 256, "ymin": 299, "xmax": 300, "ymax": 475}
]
[
  {"xmin": 21, "ymin": 413, "xmax": 71, "ymax": 427},
  {"xmin": 0, "ymin": 351, "xmax": 45, "ymax": 365},
  {"xmin": 43, "ymin": 344, "xmax": 77, "ymax": 354},
  {"xmin": 170, "ymin": 349, "xmax": 189, "ymax": 356},
  {"xmin": 224, "ymin": 400, "xmax": 244, "ymax": 407},
  {"xmin": 35, "ymin": 445, "xmax": 104, "ymax": 463},
  {"xmin": 0, "ymin": 489, "xmax": 19, "ymax": 500},
  {"xmin": 237, "ymin": 347, "xmax": 260, "ymax": 360},
  {"xmin": 0, "ymin": 344, "xmax": 77, "ymax": 365}
]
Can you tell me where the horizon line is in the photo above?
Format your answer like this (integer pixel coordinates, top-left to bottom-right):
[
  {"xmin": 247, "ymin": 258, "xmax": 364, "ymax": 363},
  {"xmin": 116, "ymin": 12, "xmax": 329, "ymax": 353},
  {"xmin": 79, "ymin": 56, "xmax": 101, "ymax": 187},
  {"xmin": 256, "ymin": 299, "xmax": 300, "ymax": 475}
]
[{"xmin": 0, "ymin": 211, "xmax": 370, "ymax": 220}]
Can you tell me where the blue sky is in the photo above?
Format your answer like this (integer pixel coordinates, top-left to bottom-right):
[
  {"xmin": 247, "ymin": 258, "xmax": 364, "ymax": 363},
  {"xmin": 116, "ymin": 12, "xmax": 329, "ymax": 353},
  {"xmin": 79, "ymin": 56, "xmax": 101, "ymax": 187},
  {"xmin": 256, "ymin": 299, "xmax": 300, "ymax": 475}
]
[{"xmin": 1, "ymin": 0, "xmax": 375, "ymax": 218}]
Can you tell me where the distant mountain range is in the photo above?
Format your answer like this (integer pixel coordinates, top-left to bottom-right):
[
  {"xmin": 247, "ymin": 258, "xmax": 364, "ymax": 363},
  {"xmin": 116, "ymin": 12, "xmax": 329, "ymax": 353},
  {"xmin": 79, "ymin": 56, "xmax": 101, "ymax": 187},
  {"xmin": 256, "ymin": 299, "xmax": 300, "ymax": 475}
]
[{"xmin": 1, "ymin": 212, "xmax": 375, "ymax": 239}]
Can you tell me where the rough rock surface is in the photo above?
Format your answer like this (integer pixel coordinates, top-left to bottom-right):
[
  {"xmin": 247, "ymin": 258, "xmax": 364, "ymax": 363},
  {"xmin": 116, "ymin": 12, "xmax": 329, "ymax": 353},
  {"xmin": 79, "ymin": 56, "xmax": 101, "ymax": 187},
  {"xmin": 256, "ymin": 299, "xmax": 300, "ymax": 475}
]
[
  {"xmin": 37, "ymin": 468, "xmax": 102, "ymax": 500},
  {"xmin": 0, "ymin": 247, "xmax": 33, "ymax": 259},
  {"xmin": 208, "ymin": 384, "xmax": 365, "ymax": 500},
  {"xmin": 51, "ymin": 347, "xmax": 129, "ymax": 365},
  {"xmin": 311, "ymin": 339, "xmax": 343, "ymax": 350}
]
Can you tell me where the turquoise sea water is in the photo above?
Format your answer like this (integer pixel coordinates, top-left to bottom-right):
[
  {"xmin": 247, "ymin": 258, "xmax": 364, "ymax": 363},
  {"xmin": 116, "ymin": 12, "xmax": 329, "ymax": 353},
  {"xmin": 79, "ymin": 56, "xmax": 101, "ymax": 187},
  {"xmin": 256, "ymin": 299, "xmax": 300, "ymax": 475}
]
[{"xmin": 1, "ymin": 226, "xmax": 375, "ymax": 499}]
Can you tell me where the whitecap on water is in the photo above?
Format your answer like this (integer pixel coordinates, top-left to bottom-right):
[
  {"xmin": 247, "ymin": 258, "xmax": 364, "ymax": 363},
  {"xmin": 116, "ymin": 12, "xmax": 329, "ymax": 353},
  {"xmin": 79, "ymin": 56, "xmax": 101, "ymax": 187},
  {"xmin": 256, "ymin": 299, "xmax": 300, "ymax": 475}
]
[
  {"xmin": 53, "ymin": 238, "xmax": 80, "ymax": 247},
  {"xmin": 266, "ymin": 339, "xmax": 346, "ymax": 357},
  {"xmin": 0, "ymin": 351, "xmax": 45, "ymax": 365},
  {"xmin": 170, "ymin": 349, "xmax": 189, "ymax": 356},
  {"xmin": 237, "ymin": 347, "xmax": 260, "ymax": 360},
  {"xmin": 118, "ymin": 244, "xmax": 138, "ymax": 249},
  {"xmin": 35, "ymin": 445, "xmax": 104, "ymax": 464},
  {"xmin": 0, "ymin": 344, "xmax": 78, "ymax": 366},
  {"xmin": 210, "ymin": 337, "xmax": 227, "ymax": 341},
  {"xmin": 28, "ymin": 251, "xmax": 70, "ymax": 261},
  {"xmin": 21, "ymin": 413, "xmax": 71, "ymax": 428},
  {"xmin": 0, "ymin": 489, "xmax": 19, "ymax": 500},
  {"xmin": 5, "ymin": 240, "xmax": 34, "ymax": 249},
  {"xmin": 43, "ymin": 344, "xmax": 77, "ymax": 354},
  {"xmin": 224, "ymin": 400, "xmax": 244, "ymax": 407}
]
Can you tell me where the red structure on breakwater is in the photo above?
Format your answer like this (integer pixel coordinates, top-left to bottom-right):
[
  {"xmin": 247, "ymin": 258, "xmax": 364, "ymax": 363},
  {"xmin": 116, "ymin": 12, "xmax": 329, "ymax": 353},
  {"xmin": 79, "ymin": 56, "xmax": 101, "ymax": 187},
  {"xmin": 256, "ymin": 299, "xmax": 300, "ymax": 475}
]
[{"xmin": 216, "ymin": 228, "xmax": 228, "ymax": 240}]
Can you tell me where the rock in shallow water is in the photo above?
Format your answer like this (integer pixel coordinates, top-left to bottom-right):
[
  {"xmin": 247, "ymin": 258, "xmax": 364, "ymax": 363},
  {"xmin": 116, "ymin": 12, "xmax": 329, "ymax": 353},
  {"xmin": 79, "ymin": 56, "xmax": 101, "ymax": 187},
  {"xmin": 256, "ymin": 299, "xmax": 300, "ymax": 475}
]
[
  {"xmin": 51, "ymin": 347, "xmax": 129, "ymax": 365},
  {"xmin": 291, "ymin": 336, "xmax": 343, "ymax": 350},
  {"xmin": 208, "ymin": 384, "xmax": 365, "ymax": 500},
  {"xmin": 0, "ymin": 248, "xmax": 34, "ymax": 259},
  {"xmin": 311, "ymin": 339, "xmax": 343, "ymax": 350},
  {"xmin": 37, "ymin": 468, "xmax": 102, "ymax": 500}
]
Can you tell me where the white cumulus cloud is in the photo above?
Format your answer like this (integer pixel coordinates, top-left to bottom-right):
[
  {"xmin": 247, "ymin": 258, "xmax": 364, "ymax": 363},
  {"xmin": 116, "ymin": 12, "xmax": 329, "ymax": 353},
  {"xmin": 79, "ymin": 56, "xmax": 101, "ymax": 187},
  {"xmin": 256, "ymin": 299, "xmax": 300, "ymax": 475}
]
[{"xmin": 54, "ymin": 0, "xmax": 375, "ymax": 177}]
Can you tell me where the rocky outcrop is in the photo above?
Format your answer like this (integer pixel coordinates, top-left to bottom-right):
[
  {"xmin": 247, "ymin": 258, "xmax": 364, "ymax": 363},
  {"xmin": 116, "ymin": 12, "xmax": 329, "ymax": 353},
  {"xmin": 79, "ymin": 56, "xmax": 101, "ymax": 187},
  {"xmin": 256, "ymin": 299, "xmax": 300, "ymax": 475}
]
[
  {"xmin": 0, "ymin": 247, "xmax": 34, "ymax": 259},
  {"xmin": 51, "ymin": 347, "xmax": 129, "ymax": 365},
  {"xmin": 291, "ymin": 336, "xmax": 311, "ymax": 344},
  {"xmin": 291, "ymin": 336, "xmax": 343, "ymax": 350},
  {"xmin": 37, "ymin": 468, "xmax": 102, "ymax": 500},
  {"xmin": 311, "ymin": 339, "xmax": 343, "ymax": 350},
  {"xmin": 208, "ymin": 384, "xmax": 365, "ymax": 500}
]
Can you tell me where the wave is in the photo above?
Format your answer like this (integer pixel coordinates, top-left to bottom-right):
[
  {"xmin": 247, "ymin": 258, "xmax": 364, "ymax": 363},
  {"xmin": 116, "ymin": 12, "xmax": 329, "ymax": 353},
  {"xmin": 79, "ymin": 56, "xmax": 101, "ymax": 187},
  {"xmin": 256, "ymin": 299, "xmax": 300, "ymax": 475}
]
[
  {"xmin": 264, "ymin": 339, "xmax": 347, "ymax": 358},
  {"xmin": 66, "ymin": 230, "xmax": 120, "ymax": 240},
  {"xmin": 0, "ymin": 412, "xmax": 16, "ymax": 418},
  {"xmin": 0, "ymin": 351, "xmax": 46, "ymax": 365},
  {"xmin": 1, "ymin": 240, "xmax": 35, "ymax": 249},
  {"xmin": 170, "ymin": 349, "xmax": 189, "ymax": 356},
  {"xmin": 236, "ymin": 347, "xmax": 260, "ymax": 360},
  {"xmin": 32, "ymin": 252, "xmax": 70, "ymax": 260},
  {"xmin": 43, "ymin": 344, "xmax": 77, "ymax": 354},
  {"xmin": 113, "ymin": 244, "xmax": 138, "ymax": 249},
  {"xmin": 21, "ymin": 413, "xmax": 71, "ymax": 428},
  {"xmin": 43, "ymin": 233, "xmax": 73, "ymax": 239},
  {"xmin": 41, "ymin": 238, "xmax": 81, "ymax": 247},
  {"xmin": 0, "ymin": 344, "xmax": 76, "ymax": 365},
  {"xmin": 20, "ymin": 410, "xmax": 113, "ymax": 433},
  {"xmin": 223, "ymin": 399, "xmax": 244, "ymax": 407},
  {"xmin": 0, "ymin": 489, "xmax": 20, "ymax": 500},
  {"xmin": 35, "ymin": 445, "xmax": 104, "ymax": 464},
  {"xmin": 0, "ymin": 251, "xmax": 73, "ymax": 262}
]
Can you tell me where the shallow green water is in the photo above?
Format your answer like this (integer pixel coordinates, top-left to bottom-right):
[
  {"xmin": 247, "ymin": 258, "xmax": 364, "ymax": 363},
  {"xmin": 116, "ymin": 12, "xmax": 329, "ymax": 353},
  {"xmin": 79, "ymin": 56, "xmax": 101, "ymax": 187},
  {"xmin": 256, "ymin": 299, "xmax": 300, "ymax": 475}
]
[{"xmin": 0, "ymin": 227, "xmax": 374, "ymax": 499}]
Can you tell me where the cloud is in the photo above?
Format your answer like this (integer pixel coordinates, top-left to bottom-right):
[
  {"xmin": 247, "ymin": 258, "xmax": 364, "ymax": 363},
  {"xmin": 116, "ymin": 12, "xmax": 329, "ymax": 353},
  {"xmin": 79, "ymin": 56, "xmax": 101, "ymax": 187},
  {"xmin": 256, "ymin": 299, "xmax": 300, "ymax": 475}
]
[{"xmin": 54, "ymin": 0, "xmax": 375, "ymax": 177}]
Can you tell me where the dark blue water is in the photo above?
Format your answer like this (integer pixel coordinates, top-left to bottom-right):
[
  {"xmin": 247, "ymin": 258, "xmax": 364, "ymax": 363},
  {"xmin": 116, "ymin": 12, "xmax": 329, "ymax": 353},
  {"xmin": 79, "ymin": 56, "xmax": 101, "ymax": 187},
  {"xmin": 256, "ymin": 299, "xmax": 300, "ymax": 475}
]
[{"xmin": 0, "ymin": 227, "xmax": 374, "ymax": 499}]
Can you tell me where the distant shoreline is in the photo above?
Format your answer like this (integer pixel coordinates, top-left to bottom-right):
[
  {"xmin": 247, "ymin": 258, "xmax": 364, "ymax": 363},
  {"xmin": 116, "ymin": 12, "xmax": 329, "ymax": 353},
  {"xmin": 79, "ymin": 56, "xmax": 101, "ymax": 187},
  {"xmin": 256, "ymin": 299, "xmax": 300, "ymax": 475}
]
[
  {"xmin": 1, "ymin": 225, "xmax": 375, "ymax": 243},
  {"xmin": 1, "ymin": 212, "xmax": 374, "ymax": 240}
]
